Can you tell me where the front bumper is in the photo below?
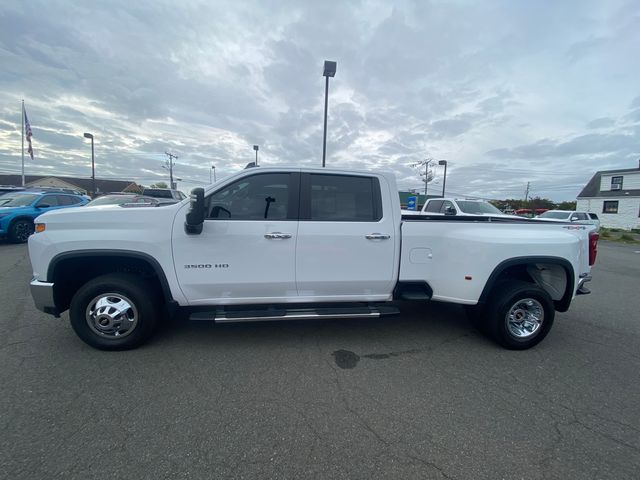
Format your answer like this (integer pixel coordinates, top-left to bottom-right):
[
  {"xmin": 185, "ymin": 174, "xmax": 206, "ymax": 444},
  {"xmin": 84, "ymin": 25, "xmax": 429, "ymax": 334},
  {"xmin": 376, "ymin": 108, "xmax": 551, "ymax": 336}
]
[{"xmin": 30, "ymin": 279, "xmax": 59, "ymax": 316}]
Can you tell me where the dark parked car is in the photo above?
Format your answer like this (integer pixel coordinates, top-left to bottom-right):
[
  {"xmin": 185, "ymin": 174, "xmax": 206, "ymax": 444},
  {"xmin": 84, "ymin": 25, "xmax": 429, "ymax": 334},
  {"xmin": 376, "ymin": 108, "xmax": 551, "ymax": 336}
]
[{"xmin": 142, "ymin": 188, "xmax": 187, "ymax": 201}]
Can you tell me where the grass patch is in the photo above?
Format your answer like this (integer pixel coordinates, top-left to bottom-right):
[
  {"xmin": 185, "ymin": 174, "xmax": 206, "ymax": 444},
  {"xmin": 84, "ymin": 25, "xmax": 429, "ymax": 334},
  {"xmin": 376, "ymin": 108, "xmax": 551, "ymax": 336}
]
[{"xmin": 620, "ymin": 233, "xmax": 637, "ymax": 242}]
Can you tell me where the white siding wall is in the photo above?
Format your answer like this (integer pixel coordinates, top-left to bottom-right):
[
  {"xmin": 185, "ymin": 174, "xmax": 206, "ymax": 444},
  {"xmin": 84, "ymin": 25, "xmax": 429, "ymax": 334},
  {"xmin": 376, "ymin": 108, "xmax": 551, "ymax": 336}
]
[
  {"xmin": 600, "ymin": 171, "xmax": 640, "ymax": 191},
  {"xmin": 576, "ymin": 198, "xmax": 640, "ymax": 229}
]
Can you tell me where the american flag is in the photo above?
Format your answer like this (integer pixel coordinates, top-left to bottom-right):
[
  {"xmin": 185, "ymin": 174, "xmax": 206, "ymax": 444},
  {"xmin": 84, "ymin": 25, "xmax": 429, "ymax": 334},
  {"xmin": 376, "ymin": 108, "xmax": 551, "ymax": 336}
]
[{"xmin": 24, "ymin": 106, "xmax": 34, "ymax": 160}]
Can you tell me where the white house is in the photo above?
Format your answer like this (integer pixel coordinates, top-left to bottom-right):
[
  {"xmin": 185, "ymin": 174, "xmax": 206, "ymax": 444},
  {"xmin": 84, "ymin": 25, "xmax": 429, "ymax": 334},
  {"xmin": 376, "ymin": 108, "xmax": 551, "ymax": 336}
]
[{"xmin": 576, "ymin": 163, "xmax": 640, "ymax": 230}]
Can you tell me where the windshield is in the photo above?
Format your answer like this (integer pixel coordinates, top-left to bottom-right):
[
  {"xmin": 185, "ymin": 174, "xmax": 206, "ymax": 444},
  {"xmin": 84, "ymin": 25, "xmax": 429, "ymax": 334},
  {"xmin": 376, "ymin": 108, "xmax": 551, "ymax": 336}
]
[
  {"xmin": 538, "ymin": 211, "xmax": 571, "ymax": 219},
  {"xmin": 456, "ymin": 201, "xmax": 503, "ymax": 215},
  {"xmin": 0, "ymin": 194, "xmax": 39, "ymax": 207}
]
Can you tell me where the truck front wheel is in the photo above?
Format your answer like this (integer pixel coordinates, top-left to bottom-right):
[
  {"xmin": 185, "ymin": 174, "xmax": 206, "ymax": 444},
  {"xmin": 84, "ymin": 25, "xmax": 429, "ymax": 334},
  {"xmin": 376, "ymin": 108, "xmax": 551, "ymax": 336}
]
[
  {"xmin": 486, "ymin": 281, "xmax": 555, "ymax": 350},
  {"xmin": 69, "ymin": 273, "xmax": 160, "ymax": 350}
]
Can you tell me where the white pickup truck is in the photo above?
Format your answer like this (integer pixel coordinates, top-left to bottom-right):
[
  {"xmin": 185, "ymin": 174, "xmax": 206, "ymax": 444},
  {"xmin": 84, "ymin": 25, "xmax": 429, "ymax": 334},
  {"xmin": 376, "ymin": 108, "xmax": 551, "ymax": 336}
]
[
  {"xmin": 403, "ymin": 197, "xmax": 514, "ymax": 217},
  {"xmin": 28, "ymin": 167, "xmax": 598, "ymax": 351}
]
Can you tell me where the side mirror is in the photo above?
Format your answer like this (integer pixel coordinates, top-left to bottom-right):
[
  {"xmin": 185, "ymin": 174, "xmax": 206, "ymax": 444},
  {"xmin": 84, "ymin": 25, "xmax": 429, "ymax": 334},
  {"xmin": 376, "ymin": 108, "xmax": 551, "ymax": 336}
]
[
  {"xmin": 444, "ymin": 207, "xmax": 456, "ymax": 216},
  {"xmin": 570, "ymin": 216, "xmax": 578, "ymax": 222},
  {"xmin": 184, "ymin": 188, "xmax": 205, "ymax": 235}
]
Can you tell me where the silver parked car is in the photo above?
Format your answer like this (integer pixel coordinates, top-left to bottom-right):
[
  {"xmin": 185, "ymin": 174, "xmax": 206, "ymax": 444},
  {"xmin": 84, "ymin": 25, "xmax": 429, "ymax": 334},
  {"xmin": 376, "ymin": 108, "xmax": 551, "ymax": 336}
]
[{"xmin": 536, "ymin": 210, "xmax": 600, "ymax": 230}]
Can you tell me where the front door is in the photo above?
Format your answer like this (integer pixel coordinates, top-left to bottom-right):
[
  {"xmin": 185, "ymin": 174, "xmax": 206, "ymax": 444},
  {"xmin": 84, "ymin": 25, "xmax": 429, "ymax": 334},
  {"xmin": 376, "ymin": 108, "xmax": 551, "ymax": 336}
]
[
  {"xmin": 173, "ymin": 172, "xmax": 299, "ymax": 305},
  {"xmin": 295, "ymin": 173, "xmax": 397, "ymax": 300}
]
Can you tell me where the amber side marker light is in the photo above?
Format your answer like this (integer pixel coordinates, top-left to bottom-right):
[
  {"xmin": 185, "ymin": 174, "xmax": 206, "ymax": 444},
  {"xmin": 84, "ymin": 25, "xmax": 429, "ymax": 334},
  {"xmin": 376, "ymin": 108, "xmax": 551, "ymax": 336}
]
[{"xmin": 35, "ymin": 223, "xmax": 46, "ymax": 233}]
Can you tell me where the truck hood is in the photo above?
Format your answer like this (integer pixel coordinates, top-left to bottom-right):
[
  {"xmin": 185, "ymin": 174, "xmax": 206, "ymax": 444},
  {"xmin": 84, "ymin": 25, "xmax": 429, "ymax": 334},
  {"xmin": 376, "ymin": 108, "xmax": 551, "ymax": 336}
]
[{"xmin": 38, "ymin": 202, "xmax": 181, "ymax": 224}]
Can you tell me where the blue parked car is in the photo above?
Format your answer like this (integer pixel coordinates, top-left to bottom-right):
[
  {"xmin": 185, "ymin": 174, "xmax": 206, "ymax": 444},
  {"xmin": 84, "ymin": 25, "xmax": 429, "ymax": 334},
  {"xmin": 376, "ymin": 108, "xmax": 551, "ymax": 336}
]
[{"xmin": 0, "ymin": 190, "xmax": 88, "ymax": 243}]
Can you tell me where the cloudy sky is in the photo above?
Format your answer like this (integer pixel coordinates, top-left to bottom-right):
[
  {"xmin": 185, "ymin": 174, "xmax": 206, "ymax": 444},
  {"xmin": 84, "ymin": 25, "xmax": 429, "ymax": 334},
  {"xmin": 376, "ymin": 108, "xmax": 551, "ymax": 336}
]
[{"xmin": 0, "ymin": 0, "xmax": 638, "ymax": 200}]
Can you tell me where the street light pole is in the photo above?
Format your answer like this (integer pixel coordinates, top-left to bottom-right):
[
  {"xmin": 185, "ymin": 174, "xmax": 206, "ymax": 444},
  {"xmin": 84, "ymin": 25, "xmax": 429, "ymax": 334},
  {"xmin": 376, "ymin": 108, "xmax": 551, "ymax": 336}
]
[
  {"xmin": 438, "ymin": 160, "xmax": 448, "ymax": 197},
  {"xmin": 83, "ymin": 132, "xmax": 95, "ymax": 197},
  {"xmin": 253, "ymin": 145, "xmax": 259, "ymax": 166},
  {"xmin": 210, "ymin": 165, "xmax": 217, "ymax": 183},
  {"xmin": 322, "ymin": 60, "xmax": 336, "ymax": 168}
]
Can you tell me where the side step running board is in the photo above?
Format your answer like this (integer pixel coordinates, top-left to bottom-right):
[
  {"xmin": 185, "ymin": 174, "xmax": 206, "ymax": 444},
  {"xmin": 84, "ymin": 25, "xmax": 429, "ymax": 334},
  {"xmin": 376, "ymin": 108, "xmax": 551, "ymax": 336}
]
[{"xmin": 189, "ymin": 305, "xmax": 400, "ymax": 323}]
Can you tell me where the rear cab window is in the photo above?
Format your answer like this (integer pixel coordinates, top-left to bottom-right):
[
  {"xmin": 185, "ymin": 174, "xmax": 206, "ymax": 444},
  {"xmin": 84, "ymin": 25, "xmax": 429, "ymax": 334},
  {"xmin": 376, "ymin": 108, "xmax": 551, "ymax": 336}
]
[{"xmin": 301, "ymin": 173, "xmax": 382, "ymax": 222}]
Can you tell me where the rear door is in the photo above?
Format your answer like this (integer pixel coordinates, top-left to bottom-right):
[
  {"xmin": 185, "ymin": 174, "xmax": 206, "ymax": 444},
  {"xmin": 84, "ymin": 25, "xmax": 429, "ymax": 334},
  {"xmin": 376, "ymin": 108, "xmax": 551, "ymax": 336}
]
[{"xmin": 295, "ymin": 173, "xmax": 396, "ymax": 300}]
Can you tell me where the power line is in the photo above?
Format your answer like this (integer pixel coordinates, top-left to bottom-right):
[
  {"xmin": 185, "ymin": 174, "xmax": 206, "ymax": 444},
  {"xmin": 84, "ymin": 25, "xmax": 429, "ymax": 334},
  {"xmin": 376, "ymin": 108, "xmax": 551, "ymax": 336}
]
[{"xmin": 164, "ymin": 152, "xmax": 178, "ymax": 189}]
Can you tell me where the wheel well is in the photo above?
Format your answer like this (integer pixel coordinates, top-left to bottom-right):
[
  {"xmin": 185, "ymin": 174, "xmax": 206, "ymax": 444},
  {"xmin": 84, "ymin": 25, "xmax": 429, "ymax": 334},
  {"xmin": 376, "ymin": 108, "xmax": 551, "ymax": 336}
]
[
  {"xmin": 479, "ymin": 259, "xmax": 574, "ymax": 312},
  {"xmin": 8, "ymin": 216, "xmax": 35, "ymax": 227},
  {"xmin": 50, "ymin": 254, "xmax": 168, "ymax": 313}
]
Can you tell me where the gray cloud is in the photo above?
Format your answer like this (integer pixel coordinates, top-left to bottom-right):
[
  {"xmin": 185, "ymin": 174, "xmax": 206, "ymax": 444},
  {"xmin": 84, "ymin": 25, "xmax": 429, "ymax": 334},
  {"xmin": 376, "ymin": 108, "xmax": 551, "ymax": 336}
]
[
  {"xmin": 586, "ymin": 117, "xmax": 615, "ymax": 129},
  {"xmin": 0, "ymin": 0, "xmax": 638, "ymax": 200}
]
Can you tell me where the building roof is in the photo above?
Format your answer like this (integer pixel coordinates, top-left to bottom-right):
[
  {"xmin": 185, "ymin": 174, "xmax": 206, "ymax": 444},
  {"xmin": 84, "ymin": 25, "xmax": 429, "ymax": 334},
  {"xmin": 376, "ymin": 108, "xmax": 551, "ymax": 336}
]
[
  {"xmin": 577, "ymin": 167, "xmax": 640, "ymax": 198},
  {"xmin": 0, "ymin": 174, "xmax": 138, "ymax": 194}
]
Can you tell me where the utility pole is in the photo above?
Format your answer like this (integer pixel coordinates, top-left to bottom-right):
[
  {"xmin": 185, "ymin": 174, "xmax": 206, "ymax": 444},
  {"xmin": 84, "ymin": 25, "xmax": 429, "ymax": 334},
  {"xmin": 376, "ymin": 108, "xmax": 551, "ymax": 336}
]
[
  {"xmin": 164, "ymin": 152, "xmax": 178, "ymax": 189},
  {"xmin": 410, "ymin": 158, "xmax": 434, "ymax": 203},
  {"xmin": 524, "ymin": 182, "xmax": 530, "ymax": 203}
]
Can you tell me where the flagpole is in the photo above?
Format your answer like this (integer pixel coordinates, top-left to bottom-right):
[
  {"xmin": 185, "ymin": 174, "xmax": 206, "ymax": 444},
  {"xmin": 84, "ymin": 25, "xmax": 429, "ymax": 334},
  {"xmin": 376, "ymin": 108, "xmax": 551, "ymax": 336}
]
[{"xmin": 21, "ymin": 100, "xmax": 25, "ymax": 186}]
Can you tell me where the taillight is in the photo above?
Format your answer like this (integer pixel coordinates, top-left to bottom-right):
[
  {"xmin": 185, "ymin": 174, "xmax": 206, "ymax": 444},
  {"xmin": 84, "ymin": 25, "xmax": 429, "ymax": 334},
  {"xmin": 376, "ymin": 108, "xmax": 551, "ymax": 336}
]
[{"xmin": 589, "ymin": 231, "xmax": 599, "ymax": 266}]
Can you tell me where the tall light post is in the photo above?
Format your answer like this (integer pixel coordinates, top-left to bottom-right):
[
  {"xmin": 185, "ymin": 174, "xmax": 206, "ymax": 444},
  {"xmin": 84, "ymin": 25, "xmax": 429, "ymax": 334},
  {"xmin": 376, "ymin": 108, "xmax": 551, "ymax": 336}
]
[
  {"xmin": 253, "ymin": 145, "xmax": 259, "ymax": 166},
  {"xmin": 83, "ymin": 133, "xmax": 95, "ymax": 197},
  {"xmin": 210, "ymin": 165, "xmax": 217, "ymax": 183},
  {"xmin": 438, "ymin": 160, "xmax": 448, "ymax": 197},
  {"xmin": 322, "ymin": 60, "xmax": 336, "ymax": 168}
]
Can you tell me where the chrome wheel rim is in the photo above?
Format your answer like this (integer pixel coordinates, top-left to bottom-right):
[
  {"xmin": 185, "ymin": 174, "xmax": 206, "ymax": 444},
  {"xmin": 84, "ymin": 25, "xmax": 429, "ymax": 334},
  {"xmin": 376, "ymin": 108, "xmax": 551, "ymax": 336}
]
[
  {"xmin": 86, "ymin": 293, "xmax": 139, "ymax": 338},
  {"xmin": 505, "ymin": 298, "xmax": 544, "ymax": 339},
  {"xmin": 15, "ymin": 222, "xmax": 33, "ymax": 242}
]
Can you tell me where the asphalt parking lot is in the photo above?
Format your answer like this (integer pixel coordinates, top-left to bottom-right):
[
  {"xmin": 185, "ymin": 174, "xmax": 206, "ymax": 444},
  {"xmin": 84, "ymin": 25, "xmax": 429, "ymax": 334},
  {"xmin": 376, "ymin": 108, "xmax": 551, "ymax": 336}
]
[{"xmin": 1, "ymin": 241, "xmax": 639, "ymax": 479}]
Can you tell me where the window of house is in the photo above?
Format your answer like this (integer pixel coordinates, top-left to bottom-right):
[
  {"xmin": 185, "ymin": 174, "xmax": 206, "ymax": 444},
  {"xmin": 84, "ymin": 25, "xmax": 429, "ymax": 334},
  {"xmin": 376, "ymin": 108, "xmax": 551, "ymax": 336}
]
[
  {"xmin": 611, "ymin": 176, "xmax": 623, "ymax": 189},
  {"xmin": 602, "ymin": 201, "xmax": 618, "ymax": 214}
]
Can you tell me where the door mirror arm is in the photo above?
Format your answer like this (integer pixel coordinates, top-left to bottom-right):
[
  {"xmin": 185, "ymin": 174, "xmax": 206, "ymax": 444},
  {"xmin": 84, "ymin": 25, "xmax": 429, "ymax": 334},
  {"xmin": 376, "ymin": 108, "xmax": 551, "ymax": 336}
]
[{"xmin": 185, "ymin": 188, "xmax": 205, "ymax": 234}]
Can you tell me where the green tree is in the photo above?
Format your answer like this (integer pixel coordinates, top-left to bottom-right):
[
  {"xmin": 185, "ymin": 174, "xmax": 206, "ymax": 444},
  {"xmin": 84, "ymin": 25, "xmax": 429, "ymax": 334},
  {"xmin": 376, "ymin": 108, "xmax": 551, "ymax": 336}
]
[{"xmin": 557, "ymin": 200, "xmax": 577, "ymax": 210}]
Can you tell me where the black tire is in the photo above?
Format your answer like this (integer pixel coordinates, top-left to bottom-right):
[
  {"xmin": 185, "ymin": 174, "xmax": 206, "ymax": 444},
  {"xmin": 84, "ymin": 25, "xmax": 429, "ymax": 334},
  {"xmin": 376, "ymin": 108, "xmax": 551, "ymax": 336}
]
[
  {"xmin": 69, "ymin": 273, "xmax": 161, "ymax": 350},
  {"xmin": 9, "ymin": 219, "xmax": 34, "ymax": 243},
  {"xmin": 485, "ymin": 281, "xmax": 555, "ymax": 350}
]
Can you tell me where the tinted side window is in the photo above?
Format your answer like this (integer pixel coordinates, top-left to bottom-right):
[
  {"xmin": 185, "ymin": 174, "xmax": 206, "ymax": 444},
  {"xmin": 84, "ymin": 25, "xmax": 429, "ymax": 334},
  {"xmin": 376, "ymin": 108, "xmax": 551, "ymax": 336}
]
[
  {"xmin": 307, "ymin": 174, "xmax": 381, "ymax": 222},
  {"xmin": 38, "ymin": 195, "xmax": 59, "ymax": 207},
  {"xmin": 207, "ymin": 173, "xmax": 290, "ymax": 220},
  {"xmin": 57, "ymin": 195, "xmax": 80, "ymax": 205},
  {"xmin": 440, "ymin": 200, "xmax": 456, "ymax": 214},
  {"xmin": 425, "ymin": 200, "xmax": 443, "ymax": 213},
  {"xmin": 575, "ymin": 213, "xmax": 588, "ymax": 220},
  {"xmin": 589, "ymin": 213, "xmax": 598, "ymax": 220}
]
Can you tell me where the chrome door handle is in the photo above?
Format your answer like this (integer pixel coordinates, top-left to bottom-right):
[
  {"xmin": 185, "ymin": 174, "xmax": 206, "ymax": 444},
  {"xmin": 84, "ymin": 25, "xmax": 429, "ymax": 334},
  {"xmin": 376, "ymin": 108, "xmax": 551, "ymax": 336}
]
[
  {"xmin": 264, "ymin": 232, "xmax": 292, "ymax": 239},
  {"xmin": 365, "ymin": 233, "xmax": 390, "ymax": 240}
]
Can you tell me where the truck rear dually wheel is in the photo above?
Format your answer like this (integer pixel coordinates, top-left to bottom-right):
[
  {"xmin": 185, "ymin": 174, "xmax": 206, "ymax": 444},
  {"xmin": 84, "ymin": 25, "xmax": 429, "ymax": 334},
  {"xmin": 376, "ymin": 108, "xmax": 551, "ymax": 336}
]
[
  {"xmin": 486, "ymin": 281, "xmax": 555, "ymax": 350},
  {"xmin": 69, "ymin": 273, "xmax": 160, "ymax": 350}
]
